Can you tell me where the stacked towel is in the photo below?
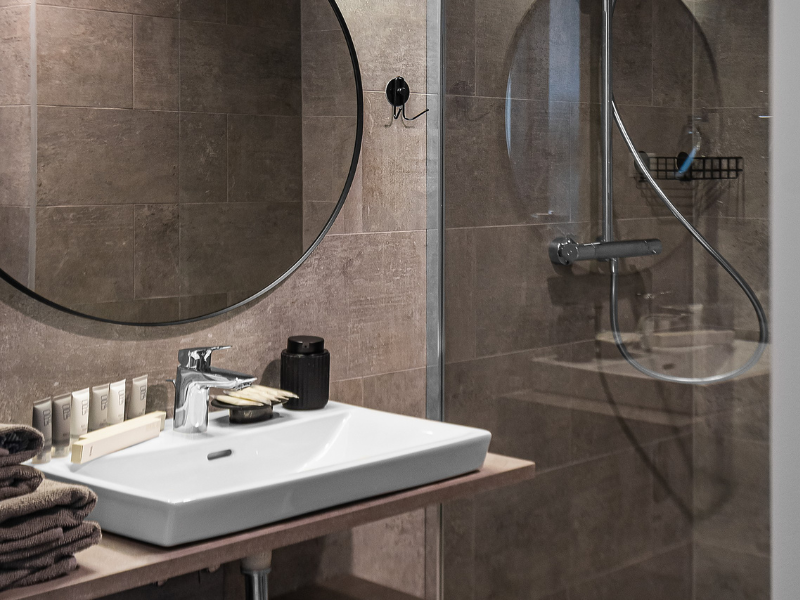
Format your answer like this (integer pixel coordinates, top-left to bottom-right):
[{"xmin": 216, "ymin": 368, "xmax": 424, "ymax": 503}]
[{"xmin": 0, "ymin": 424, "xmax": 102, "ymax": 591}]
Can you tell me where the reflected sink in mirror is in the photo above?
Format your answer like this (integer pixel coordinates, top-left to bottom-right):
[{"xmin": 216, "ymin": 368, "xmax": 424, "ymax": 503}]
[{"xmin": 35, "ymin": 402, "xmax": 490, "ymax": 547}]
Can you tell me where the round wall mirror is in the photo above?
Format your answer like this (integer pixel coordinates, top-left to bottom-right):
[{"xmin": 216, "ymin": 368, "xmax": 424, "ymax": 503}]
[{"xmin": 0, "ymin": 0, "xmax": 362, "ymax": 325}]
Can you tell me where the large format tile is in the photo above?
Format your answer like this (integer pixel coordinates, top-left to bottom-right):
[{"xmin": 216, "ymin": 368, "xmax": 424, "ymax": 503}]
[
  {"xmin": 178, "ymin": 0, "xmax": 225, "ymax": 23},
  {"xmin": 693, "ymin": 0, "xmax": 769, "ymax": 109},
  {"xmin": 0, "ymin": 206, "xmax": 29, "ymax": 285},
  {"xmin": 611, "ymin": 0, "xmax": 653, "ymax": 107},
  {"xmin": 179, "ymin": 112, "xmax": 227, "ymax": 204},
  {"xmin": 133, "ymin": 16, "xmax": 178, "ymax": 110},
  {"xmin": 361, "ymin": 367, "xmax": 426, "ymax": 417},
  {"xmin": 652, "ymin": 0, "xmax": 693, "ymax": 108},
  {"xmin": 178, "ymin": 202, "xmax": 303, "ymax": 298},
  {"xmin": 301, "ymin": 28, "xmax": 358, "ymax": 118},
  {"xmin": 34, "ymin": 205, "xmax": 134, "ymax": 306},
  {"xmin": 570, "ymin": 545, "xmax": 692, "ymax": 600},
  {"xmin": 134, "ymin": 204, "xmax": 179, "ymax": 299},
  {"xmin": 445, "ymin": 95, "xmax": 572, "ymax": 228},
  {"xmin": 694, "ymin": 433, "xmax": 769, "ymax": 556},
  {"xmin": 227, "ymin": 114, "xmax": 303, "ymax": 204},
  {"xmin": 472, "ymin": 224, "xmax": 596, "ymax": 356},
  {"xmin": 444, "ymin": 0, "xmax": 475, "ymax": 95},
  {"xmin": 569, "ymin": 447, "xmax": 653, "ymax": 579},
  {"xmin": 350, "ymin": 511, "xmax": 426, "ymax": 598},
  {"xmin": 473, "ymin": 473, "xmax": 571, "ymax": 600},
  {"xmin": 693, "ymin": 543, "xmax": 769, "ymax": 600},
  {"xmin": 38, "ymin": 0, "xmax": 178, "ymax": 17},
  {"xmin": 443, "ymin": 227, "xmax": 476, "ymax": 363},
  {"xmin": 37, "ymin": 107, "xmax": 178, "ymax": 206},
  {"xmin": 37, "ymin": 6, "xmax": 133, "ymax": 108},
  {"xmin": 0, "ymin": 6, "xmax": 30, "ymax": 106},
  {"xmin": 226, "ymin": 0, "xmax": 299, "ymax": 30},
  {"xmin": 694, "ymin": 109, "xmax": 770, "ymax": 220},
  {"xmin": 692, "ymin": 217, "xmax": 769, "ymax": 336},
  {"xmin": 0, "ymin": 106, "xmax": 31, "ymax": 207},
  {"xmin": 301, "ymin": 0, "xmax": 339, "ymax": 32},
  {"xmin": 361, "ymin": 92, "xmax": 426, "ymax": 232},
  {"xmin": 337, "ymin": 0, "xmax": 426, "ymax": 93},
  {"xmin": 179, "ymin": 19, "xmax": 301, "ymax": 115},
  {"xmin": 344, "ymin": 231, "xmax": 427, "ymax": 377}
]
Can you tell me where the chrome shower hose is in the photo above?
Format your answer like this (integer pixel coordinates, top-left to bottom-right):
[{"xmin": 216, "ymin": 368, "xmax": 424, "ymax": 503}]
[{"xmin": 608, "ymin": 99, "xmax": 769, "ymax": 384}]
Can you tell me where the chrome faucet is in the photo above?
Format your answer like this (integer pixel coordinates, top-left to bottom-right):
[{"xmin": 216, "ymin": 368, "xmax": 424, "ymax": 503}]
[{"xmin": 173, "ymin": 346, "xmax": 257, "ymax": 434}]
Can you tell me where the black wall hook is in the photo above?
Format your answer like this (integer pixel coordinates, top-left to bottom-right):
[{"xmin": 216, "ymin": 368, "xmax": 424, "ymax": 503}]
[{"xmin": 386, "ymin": 76, "xmax": 429, "ymax": 123}]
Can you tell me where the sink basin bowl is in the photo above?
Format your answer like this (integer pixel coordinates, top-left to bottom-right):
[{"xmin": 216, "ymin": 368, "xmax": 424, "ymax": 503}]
[{"xmin": 35, "ymin": 402, "xmax": 490, "ymax": 546}]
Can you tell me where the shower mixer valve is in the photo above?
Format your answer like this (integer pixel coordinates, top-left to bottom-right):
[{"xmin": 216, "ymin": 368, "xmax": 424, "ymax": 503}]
[{"xmin": 548, "ymin": 237, "xmax": 662, "ymax": 266}]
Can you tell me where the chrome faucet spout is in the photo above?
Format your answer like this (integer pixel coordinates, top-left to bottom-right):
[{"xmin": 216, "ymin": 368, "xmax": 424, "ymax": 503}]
[{"xmin": 173, "ymin": 347, "xmax": 256, "ymax": 434}]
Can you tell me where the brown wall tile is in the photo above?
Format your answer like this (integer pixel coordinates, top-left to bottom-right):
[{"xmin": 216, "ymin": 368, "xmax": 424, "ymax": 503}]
[
  {"xmin": 179, "ymin": 112, "xmax": 227, "ymax": 204},
  {"xmin": 37, "ymin": 107, "xmax": 178, "ymax": 206},
  {"xmin": 134, "ymin": 204, "xmax": 179, "ymax": 299},
  {"xmin": 178, "ymin": 201, "xmax": 303, "ymax": 297},
  {"xmin": 178, "ymin": 0, "xmax": 225, "ymax": 23},
  {"xmin": 361, "ymin": 92, "xmax": 427, "ymax": 232},
  {"xmin": 35, "ymin": 205, "xmax": 134, "ymax": 306},
  {"xmin": 179, "ymin": 19, "xmax": 301, "ymax": 115},
  {"xmin": 361, "ymin": 368, "xmax": 426, "ymax": 417},
  {"xmin": 338, "ymin": 0, "xmax": 426, "ymax": 94},
  {"xmin": 693, "ymin": 543, "xmax": 769, "ymax": 600},
  {"xmin": 227, "ymin": 114, "xmax": 303, "ymax": 204},
  {"xmin": 0, "ymin": 206, "xmax": 29, "ymax": 285},
  {"xmin": 0, "ymin": 6, "xmax": 30, "ymax": 105},
  {"xmin": 301, "ymin": 0, "xmax": 339, "ymax": 32},
  {"xmin": 38, "ymin": 0, "xmax": 178, "ymax": 17},
  {"xmin": 0, "ymin": 105, "xmax": 31, "ymax": 207},
  {"xmin": 301, "ymin": 28, "xmax": 357, "ymax": 117},
  {"xmin": 37, "ymin": 6, "xmax": 133, "ymax": 108},
  {"xmin": 350, "ymin": 511, "xmax": 426, "ymax": 598},
  {"xmin": 133, "ymin": 16, "xmax": 178, "ymax": 110},
  {"xmin": 226, "ymin": 0, "xmax": 299, "ymax": 30}
]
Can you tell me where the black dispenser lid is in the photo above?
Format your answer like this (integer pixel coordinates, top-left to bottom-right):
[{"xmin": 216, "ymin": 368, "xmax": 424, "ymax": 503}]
[{"xmin": 287, "ymin": 335, "xmax": 325, "ymax": 355}]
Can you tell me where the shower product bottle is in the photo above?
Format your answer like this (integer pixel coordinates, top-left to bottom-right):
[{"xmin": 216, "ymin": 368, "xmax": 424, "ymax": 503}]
[
  {"xmin": 70, "ymin": 388, "xmax": 90, "ymax": 443},
  {"xmin": 108, "ymin": 379, "xmax": 126, "ymax": 425},
  {"xmin": 32, "ymin": 398, "xmax": 52, "ymax": 464},
  {"xmin": 128, "ymin": 375, "xmax": 148, "ymax": 419},
  {"xmin": 89, "ymin": 384, "xmax": 109, "ymax": 431},
  {"xmin": 52, "ymin": 394, "xmax": 71, "ymax": 458}
]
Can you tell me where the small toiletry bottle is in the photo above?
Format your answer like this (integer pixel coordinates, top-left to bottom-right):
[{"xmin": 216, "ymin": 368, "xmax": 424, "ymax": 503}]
[
  {"xmin": 52, "ymin": 394, "xmax": 71, "ymax": 458},
  {"xmin": 128, "ymin": 375, "xmax": 148, "ymax": 420},
  {"xmin": 108, "ymin": 380, "xmax": 126, "ymax": 425},
  {"xmin": 89, "ymin": 384, "xmax": 109, "ymax": 431},
  {"xmin": 280, "ymin": 336, "xmax": 330, "ymax": 410},
  {"xmin": 32, "ymin": 398, "xmax": 52, "ymax": 464},
  {"xmin": 70, "ymin": 388, "xmax": 90, "ymax": 444}
]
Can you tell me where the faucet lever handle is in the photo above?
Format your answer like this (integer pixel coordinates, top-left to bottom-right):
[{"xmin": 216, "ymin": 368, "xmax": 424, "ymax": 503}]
[{"xmin": 177, "ymin": 346, "xmax": 232, "ymax": 371}]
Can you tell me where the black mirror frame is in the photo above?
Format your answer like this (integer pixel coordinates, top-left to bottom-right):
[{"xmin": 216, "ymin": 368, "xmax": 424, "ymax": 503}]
[{"xmin": 0, "ymin": 0, "xmax": 363, "ymax": 327}]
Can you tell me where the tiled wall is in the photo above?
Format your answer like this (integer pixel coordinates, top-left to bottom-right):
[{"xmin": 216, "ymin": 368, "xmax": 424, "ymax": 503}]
[
  {"xmin": 442, "ymin": 0, "xmax": 769, "ymax": 598},
  {"xmin": 0, "ymin": 0, "xmax": 431, "ymax": 597}
]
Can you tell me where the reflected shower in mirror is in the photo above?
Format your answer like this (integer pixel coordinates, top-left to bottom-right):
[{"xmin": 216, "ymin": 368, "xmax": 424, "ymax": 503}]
[{"xmin": 0, "ymin": 0, "xmax": 360, "ymax": 324}]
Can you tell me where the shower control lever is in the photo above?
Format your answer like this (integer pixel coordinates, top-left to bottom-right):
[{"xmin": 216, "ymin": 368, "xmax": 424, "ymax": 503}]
[{"xmin": 549, "ymin": 237, "xmax": 662, "ymax": 266}]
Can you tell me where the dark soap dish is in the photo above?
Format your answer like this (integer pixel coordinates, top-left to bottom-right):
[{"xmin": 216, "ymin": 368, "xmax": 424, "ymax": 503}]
[{"xmin": 211, "ymin": 397, "xmax": 286, "ymax": 424}]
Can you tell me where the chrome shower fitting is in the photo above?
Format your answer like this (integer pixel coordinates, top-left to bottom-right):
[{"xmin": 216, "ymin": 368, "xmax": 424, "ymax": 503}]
[{"xmin": 548, "ymin": 0, "xmax": 768, "ymax": 384}]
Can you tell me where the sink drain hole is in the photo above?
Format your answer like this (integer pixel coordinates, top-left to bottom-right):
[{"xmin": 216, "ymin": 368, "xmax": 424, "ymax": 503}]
[{"xmin": 208, "ymin": 449, "xmax": 233, "ymax": 461}]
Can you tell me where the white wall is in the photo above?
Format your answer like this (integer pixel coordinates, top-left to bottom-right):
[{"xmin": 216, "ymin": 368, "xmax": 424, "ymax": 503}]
[{"xmin": 771, "ymin": 0, "xmax": 800, "ymax": 594}]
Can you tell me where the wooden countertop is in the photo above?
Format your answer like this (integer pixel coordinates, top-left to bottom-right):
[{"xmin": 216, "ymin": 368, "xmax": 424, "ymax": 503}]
[{"xmin": 0, "ymin": 453, "xmax": 535, "ymax": 600}]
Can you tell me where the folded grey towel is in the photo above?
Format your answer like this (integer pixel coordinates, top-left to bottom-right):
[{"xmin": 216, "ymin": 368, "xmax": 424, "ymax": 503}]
[
  {"xmin": 0, "ymin": 527, "xmax": 63, "ymax": 554},
  {"xmin": 0, "ymin": 555, "xmax": 77, "ymax": 591},
  {"xmin": 2, "ymin": 521, "xmax": 101, "ymax": 568},
  {"xmin": 0, "ymin": 425, "xmax": 44, "ymax": 467},
  {"xmin": 0, "ymin": 465, "xmax": 43, "ymax": 500},
  {"xmin": 0, "ymin": 479, "xmax": 97, "ymax": 541}
]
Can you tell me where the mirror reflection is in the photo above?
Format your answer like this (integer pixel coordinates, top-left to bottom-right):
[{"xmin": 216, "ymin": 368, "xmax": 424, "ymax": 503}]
[{"xmin": 0, "ymin": 0, "xmax": 359, "ymax": 324}]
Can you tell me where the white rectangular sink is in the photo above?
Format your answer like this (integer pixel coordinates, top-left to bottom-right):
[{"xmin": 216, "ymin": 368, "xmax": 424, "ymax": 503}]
[{"xmin": 35, "ymin": 402, "xmax": 490, "ymax": 546}]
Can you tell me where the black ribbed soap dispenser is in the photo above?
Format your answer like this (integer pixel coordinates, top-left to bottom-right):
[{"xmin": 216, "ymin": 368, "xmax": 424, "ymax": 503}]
[{"xmin": 280, "ymin": 336, "xmax": 330, "ymax": 410}]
